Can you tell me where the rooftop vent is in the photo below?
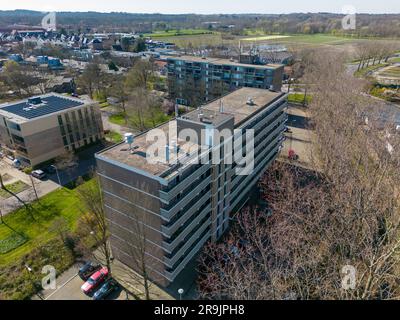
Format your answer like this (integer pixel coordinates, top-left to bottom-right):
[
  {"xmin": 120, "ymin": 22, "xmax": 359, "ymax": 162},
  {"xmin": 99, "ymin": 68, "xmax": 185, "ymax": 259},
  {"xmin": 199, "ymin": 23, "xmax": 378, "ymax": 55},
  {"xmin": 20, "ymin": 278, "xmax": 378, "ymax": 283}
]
[
  {"xmin": 124, "ymin": 133, "xmax": 134, "ymax": 151},
  {"xmin": 246, "ymin": 97, "xmax": 255, "ymax": 106}
]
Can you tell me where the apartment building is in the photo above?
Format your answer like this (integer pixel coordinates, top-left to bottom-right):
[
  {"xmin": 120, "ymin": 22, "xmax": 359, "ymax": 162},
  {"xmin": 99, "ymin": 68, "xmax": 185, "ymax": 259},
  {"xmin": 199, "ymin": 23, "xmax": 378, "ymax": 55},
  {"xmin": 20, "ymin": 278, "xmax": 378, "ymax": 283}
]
[
  {"xmin": 95, "ymin": 87, "xmax": 288, "ymax": 287},
  {"xmin": 0, "ymin": 93, "xmax": 104, "ymax": 167},
  {"xmin": 167, "ymin": 55, "xmax": 284, "ymax": 106}
]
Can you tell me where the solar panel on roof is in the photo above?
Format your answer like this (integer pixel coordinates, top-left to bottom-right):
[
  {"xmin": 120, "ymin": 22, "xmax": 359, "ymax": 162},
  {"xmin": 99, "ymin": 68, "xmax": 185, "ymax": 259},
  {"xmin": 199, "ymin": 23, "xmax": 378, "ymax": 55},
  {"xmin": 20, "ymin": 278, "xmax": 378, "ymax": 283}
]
[{"xmin": 1, "ymin": 95, "xmax": 84, "ymax": 119}]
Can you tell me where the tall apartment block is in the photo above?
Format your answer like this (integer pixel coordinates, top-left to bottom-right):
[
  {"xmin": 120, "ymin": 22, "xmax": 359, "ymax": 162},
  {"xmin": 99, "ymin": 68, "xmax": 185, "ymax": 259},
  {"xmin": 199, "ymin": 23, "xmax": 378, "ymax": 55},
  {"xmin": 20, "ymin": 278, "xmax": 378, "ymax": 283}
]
[
  {"xmin": 167, "ymin": 55, "xmax": 284, "ymax": 106},
  {"xmin": 96, "ymin": 87, "xmax": 287, "ymax": 287},
  {"xmin": 0, "ymin": 93, "xmax": 104, "ymax": 167}
]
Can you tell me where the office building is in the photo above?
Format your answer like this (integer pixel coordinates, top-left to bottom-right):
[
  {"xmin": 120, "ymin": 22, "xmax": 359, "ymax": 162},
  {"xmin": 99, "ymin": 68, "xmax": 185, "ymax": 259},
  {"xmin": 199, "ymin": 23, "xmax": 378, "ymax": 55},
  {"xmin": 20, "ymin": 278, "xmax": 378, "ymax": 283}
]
[{"xmin": 0, "ymin": 93, "xmax": 104, "ymax": 167}]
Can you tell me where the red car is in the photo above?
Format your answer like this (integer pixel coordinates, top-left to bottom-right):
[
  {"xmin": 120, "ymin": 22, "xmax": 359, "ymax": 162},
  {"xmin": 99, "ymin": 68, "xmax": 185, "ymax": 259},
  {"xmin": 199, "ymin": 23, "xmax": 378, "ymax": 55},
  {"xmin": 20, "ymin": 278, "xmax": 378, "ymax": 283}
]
[{"xmin": 81, "ymin": 267, "xmax": 109, "ymax": 294}]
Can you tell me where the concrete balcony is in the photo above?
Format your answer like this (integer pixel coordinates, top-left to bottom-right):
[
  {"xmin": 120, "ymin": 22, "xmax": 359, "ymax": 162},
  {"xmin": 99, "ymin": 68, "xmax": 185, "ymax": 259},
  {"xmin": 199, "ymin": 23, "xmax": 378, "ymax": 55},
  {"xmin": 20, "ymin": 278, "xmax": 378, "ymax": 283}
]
[
  {"xmin": 160, "ymin": 176, "xmax": 211, "ymax": 220},
  {"xmin": 231, "ymin": 143, "xmax": 280, "ymax": 203},
  {"xmin": 164, "ymin": 219, "xmax": 210, "ymax": 267},
  {"xmin": 233, "ymin": 119, "xmax": 285, "ymax": 168},
  {"xmin": 162, "ymin": 204, "xmax": 211, "ymax": 253},
  {"xmin": 161, "ymin": 193, "xmax": 211, "ymax": 236},
  {"xmin": 164, "ymin": 229, "xmax": 211, "ymax": 282},
  {"xmin": 159, "ymin": 163, "xmax": 211, "ymax": 203},
  {"xmin": 231, "ymin": 131, "xmax": 283, "ymax": 188}
]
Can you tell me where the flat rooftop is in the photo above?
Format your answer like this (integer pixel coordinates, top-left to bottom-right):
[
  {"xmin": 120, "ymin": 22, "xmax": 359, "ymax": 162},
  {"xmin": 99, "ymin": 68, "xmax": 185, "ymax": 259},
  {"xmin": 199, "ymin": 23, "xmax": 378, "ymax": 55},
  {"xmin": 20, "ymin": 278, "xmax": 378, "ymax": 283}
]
[
  {"xmin": 167, "ymin": 55, "xmax": 283, "ymax": 70},
  {"xmin": 0, "ymin": 94, "xmax": 86, "ymax": 121},
  {"xmin": 98, "ymin": 120, "xmax": 201, "ymax": 178},
  {"xmin": 199, "ymin": 87, "xmax": 283, "ymax": 126},
  {"xmin": 97, "ymin": 88, "xmax": 286, "ymax": 178}
]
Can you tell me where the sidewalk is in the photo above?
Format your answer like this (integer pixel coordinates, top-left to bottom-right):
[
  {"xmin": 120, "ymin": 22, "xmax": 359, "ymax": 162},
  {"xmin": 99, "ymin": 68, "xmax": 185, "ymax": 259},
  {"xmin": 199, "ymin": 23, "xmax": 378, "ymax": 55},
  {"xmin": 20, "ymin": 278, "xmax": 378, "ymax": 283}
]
[
  {"xmin": 0, "ymin": 159, "xmax": 60, "ymax": 215},
  {"xmin": 93, "ymin": 249, "xmax": 174, "ymax": 300}
]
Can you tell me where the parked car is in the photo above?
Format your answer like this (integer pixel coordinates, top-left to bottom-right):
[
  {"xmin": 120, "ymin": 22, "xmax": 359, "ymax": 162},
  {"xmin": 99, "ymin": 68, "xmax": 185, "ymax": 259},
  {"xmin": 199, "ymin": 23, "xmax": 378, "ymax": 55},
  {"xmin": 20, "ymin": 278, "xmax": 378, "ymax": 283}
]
[
  {"xmin": 42, "ymin": 165, "xmax": 56, "ymax": 174},
  {"xmin": 78, "ymin": 262, "xmax": 101, "ymax": 280},
  {"xmin": 81, "ymin": 267, "xmax": 109, "ymax": 295},
  {"xmin": 31, "ymin": 170, "xmax": 47, "ymax": 180},
  {"xmin": 93, "ymin": 279, "xmax": 119, "ymax": 300}
]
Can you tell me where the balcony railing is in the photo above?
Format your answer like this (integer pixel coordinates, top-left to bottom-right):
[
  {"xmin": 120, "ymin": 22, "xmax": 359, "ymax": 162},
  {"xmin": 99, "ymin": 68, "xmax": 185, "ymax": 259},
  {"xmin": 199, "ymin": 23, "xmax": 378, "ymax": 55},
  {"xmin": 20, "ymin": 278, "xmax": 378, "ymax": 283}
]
[
  {"xmin": 159, "ymin": 163, "xmax": 211, "ymax": 203},
  {"xmin": 162, "ymin": 204, "xmax": 211, "ymax": 253},
  {"xmin": 161, "ymin": 192, "xmax": 211, "ymax": 236},
  {"xmin": 164, "ymin": 220, "xmax": 210, "ymax": 267},
  {"xmin": 164, "ymin": 230, "xmax": 211, "ymax": 281},
  {"xmin": 160, "ymin": 176, "xmax": 211, "ymax": 220}
]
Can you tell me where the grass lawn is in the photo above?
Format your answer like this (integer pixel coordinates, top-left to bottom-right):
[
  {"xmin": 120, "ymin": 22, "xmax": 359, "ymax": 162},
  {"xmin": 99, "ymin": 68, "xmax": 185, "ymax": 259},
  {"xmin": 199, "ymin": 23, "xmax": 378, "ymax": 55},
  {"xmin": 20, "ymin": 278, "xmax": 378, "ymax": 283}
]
[
  {"xmin": 105, "ymin": 131, "xmax": 123, "ymax": 143},
  {"xmin": 288, "ymin": 93, "xmax": 312, "ymax": 105},
  {"xmin": 0, "ymin": 180, "xmax": 30, "ymax": 199},
  {"xmin": 109, "ymin": 113, "xmax": 127, "ymax": 126},
  {"xmin": 0, "ymin": 184, "xmax": 87, "ymax": 266},
  {"xmin": 109, "ymin": 111, "xmax": 173, "ymax": 130},
  {"xmin": 0, "ymin": 180, "xmax": 96, "ymax": 299}
]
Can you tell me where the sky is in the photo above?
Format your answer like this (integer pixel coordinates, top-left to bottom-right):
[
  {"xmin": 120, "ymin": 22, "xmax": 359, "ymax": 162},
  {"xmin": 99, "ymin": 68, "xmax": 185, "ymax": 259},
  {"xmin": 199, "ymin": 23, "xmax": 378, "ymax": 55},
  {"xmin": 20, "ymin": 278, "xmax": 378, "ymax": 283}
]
[{"xmin": 0, "ymin": 0, "xmax": 399, "ymax": 14}]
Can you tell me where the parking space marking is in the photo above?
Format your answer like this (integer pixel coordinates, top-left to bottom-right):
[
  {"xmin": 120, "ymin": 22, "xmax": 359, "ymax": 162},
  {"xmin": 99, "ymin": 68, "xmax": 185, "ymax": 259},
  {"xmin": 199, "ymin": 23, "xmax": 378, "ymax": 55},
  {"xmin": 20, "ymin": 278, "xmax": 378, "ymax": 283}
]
[{"xmin": 44, "ymin": 273, "xmax": 79, "ymax": 300}]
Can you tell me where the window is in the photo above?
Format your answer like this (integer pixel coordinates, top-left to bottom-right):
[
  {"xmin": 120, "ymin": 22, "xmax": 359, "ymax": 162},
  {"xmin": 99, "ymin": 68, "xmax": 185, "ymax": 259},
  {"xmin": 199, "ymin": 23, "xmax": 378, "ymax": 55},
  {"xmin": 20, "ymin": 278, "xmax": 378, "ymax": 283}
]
[{"xmin": 7, "ymin": 121, "xmax": 21, "ymax": 131}]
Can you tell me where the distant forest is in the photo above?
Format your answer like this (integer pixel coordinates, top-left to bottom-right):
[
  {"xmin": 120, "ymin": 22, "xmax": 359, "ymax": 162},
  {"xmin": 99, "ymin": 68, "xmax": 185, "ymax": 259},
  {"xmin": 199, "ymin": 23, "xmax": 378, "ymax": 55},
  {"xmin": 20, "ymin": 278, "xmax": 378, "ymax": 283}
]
[{"xmin": 0, "ymin": 10, "xmax": 399, "ymax": 37}]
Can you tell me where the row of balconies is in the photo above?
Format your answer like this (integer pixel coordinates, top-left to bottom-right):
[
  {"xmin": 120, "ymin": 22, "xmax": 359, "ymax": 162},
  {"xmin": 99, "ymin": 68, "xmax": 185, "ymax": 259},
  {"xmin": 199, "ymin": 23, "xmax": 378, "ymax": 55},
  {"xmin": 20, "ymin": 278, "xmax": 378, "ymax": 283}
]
[
  {"xmin": 159, "ymin": 163, "xmax": 211, "ymax": 203},
  {"xmin": 162, "ymin": 203, "xmax": 211, "ymax": 253},
  {"xmin": 164, "ymin": 229, "xmax": 211, "ymax": 282},
  {"xmin": 160, "ymin": 176, "xmax": 211, "ymax": 220},
  {"xmin": 230, "ymin": 143, "xmax": 281, "ymax": 207},
  {"xmin": 164, "ymin": 219, "xmax": 211, "ymax": 267},
  {"xmin": 161, "ymin": 192, "xmax": 211, "ymax": 236},
  {"xmin": 231, "ymin": 130, "xmax": 284, "ymax": 189}
]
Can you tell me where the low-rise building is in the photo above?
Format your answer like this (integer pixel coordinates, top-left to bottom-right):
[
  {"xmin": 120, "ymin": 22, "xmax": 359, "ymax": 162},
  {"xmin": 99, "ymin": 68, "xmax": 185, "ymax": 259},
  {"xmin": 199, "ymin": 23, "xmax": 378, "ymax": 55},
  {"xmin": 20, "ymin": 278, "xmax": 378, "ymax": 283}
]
[
  {"xmin": 0, "ymin": 93, "xmax": 104, "ymax": 167},
  {"xmin": 95, "ymin": 87, "xmax": 288, "ymax": 287}
]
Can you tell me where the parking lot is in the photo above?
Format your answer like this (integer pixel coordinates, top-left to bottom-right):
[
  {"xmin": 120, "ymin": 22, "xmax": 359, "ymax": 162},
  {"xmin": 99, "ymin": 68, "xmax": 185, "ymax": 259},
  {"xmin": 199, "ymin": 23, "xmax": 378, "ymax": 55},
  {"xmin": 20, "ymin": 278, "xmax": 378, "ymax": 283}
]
[
  {"xmin": 34, "ymin": 262, "xmax": 132, "ymax": 301},
  {"xmin": 279, "ymin": 104, "xmax": 318, "ymax": 170}
]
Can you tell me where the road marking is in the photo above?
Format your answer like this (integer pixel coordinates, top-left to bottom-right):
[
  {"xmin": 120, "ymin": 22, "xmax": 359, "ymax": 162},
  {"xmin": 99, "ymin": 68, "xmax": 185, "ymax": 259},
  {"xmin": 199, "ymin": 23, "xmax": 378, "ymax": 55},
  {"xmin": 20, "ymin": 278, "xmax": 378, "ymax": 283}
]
[{"xmin": 44, "ymin": 272, "xmax": 79, "ymax": 300}]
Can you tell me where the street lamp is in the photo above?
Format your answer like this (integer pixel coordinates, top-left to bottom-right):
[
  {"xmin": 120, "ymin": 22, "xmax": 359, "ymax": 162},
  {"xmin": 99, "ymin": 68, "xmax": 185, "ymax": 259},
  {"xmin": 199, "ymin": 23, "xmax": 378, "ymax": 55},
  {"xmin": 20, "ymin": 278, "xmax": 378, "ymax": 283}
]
[
  {"xmin": 51, "ymin": 165, "xmax": 62, "ymax": 186},
  {"xmin": 178, "ymin": 288, "xmax": 184, "ymax": 300},
  {"xmin": 288, "ymin": 78, "xmax": 295, "ymax": 93}
]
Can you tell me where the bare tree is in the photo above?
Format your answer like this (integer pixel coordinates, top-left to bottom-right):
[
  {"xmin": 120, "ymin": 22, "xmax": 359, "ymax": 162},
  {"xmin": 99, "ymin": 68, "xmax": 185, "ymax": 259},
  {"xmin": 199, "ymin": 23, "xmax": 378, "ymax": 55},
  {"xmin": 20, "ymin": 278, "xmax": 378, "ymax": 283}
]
[
  {"xmin": 77, "ymin": 176, "xmax": 112, "ymax": 275},
  {"xmin": 198, "ymin": 49, "xmax": 400, "ymax": 300}
]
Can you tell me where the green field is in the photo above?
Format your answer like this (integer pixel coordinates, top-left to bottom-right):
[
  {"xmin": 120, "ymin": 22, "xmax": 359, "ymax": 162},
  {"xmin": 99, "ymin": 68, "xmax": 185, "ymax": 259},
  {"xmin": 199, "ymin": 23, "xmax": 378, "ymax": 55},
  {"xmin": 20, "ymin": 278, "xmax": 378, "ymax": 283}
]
[
  {"xmin": 0, "ymin": 180, "xmax": 30, "ymax": 199},
  {"xmin": 145, "ymin": 29, "xmax": 213, "ymax": 38},
  {"xmin": 242, "ymin": 34, "xmax": 355, "ymax": 45}
]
